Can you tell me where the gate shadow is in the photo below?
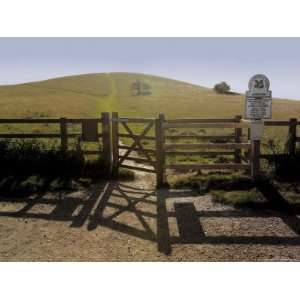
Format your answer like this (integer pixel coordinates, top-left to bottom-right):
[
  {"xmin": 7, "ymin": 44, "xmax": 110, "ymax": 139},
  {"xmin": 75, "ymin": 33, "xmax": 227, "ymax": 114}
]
[
  {"xmin": 86, "ymin": 182, "xmax": 300, "ymax": 255},
  {"xmin": 88, "ymin": 182, "xmax": 157, "ymax": 242},
  {"xmin": 1, "ymin": 180, "xmax": 300, "ymax": 256}
]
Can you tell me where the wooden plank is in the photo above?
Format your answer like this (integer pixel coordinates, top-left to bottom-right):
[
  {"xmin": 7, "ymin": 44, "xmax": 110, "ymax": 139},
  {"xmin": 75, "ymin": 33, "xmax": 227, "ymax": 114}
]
[
  {"xmin": 67, "ymin": 118, "xmax": 102, "ymax": 123},
  {"xmin": 155, "ymin": 113, "xmax": 166, "ymax": 186},
  {"xmin": 166, "ymin": 118, "xmax": 236, "ymax": 123},
  {"xmin": 0, "ymin": 118, "xmax": 102, "ymax": 124},
  {"xmin": 251, "ymin": 140, "xmax": 260, "ymax": 178},
  {"xmin": 234, "ymin": 115, "xmax": 242, "ymax": 163},
  {"xmin": 120, "ymin": 164, "xmax": 156, "ymax": 173},
  {"xmin": 117, "ymin": 118, "xmax": 155, "ymax": 123},
  {"xmin": 101, "ymin": 112, "xmax": 112, "ymax": 174},
  {"xmin": 264, "ymin": 121, "xmax": 290, "ymax": 126},
  {"xmin": 165, "ymin": 135, "xmax": 235, "ymax": 140},
  {"xmin": 288, "ymin": 118, "xmax": 297, "ymax": 155},
  {"xmin": 60, "ymin": 118, "xmax": 68, "ymax": 151},
  {"xmin": 163, "ymin": 122, "xmax": 250, "ymax": 129},
  {"xmin": 0, "ymin": 133, "xmax": 102, "ymax": 138},
  {"xmin": 165, "ymin": 151, "xmax": 235, "ymax": 156},
  {"xmin": 118, "ymin": 133, "xmax": 155, "ymax": 140},
  {"xmin": 112, "ymin": 112, "xmax": 119, "ymax": 176},
  {"xmin": 166, "ymin": 163, "xmax": 250, "ymax": 170},
  {"xmin": 118, "ymin": 155, "xmax": 155, "ymax": 164},
  {"xmin": 0, "ymin": 119, "xmax": 60, "ymax": 124},
  {"xmin": 0, "ymin": 133, "xmax": 61, "ymax": 138},
  {"xmin": 164, "ymin": 143, "xmax": 251, "ymax": 150}
]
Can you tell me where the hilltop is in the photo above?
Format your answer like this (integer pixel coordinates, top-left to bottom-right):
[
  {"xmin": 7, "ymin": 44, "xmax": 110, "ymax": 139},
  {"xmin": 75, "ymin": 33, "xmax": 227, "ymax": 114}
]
[{"xmin": 0, "ymin": 72, "xmax": 300, "ymax": 120}]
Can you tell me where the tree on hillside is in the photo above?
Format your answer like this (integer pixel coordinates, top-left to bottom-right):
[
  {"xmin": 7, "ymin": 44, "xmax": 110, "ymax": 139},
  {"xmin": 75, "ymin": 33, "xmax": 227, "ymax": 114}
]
[
  {"xmin": 130, "ymin": 80, "xmax": 152, "ymax": 96},
  {"xmin": 214, "ymin": 81, "xmax": 231, "ymax": 94}
]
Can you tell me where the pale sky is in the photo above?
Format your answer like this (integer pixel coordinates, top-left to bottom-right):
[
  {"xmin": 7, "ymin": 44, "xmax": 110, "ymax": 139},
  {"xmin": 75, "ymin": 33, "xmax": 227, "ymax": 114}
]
[{"xmin": 0, "ymin": 37, "xmax": 299, "ymax": 99}]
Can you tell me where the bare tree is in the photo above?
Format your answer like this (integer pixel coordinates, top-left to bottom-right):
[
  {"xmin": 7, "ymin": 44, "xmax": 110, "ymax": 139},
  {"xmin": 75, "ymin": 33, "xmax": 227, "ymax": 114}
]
[{"xmin": 131, "ymin": 80, "xmax": 152, "ymax": 96}]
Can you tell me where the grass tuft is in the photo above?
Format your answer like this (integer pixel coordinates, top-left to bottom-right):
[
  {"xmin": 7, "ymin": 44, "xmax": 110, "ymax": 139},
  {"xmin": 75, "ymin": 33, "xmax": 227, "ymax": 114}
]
[{"xmin": 172, "ymin": 172, "xmax": 255, "ymax": 194}]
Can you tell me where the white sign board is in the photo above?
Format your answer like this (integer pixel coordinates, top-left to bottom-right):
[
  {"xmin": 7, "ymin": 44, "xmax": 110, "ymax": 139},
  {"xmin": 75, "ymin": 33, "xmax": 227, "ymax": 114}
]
[{"xmin": 245, "ymin": 74, "xmax": 272, "ymax": 120}]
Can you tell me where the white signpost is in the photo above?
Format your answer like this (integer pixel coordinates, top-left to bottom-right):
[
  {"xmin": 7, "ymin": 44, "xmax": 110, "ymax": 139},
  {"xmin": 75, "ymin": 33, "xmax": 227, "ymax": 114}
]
[
  {"xmin": 245, "ymin": 74, "xmax": 272, "ymax": 121},
  {"xmin": 245, "ymin": 74, "xmax": 272, "ymax": 177}
]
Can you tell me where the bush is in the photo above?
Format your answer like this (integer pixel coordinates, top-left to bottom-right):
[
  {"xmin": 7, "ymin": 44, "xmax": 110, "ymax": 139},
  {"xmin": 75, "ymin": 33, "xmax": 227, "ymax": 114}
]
[
  {"xmin": 265, "ymin": 139, "xmax": 300, "ymax": 181},
  {"xmin": 0, "ymin": 139, "xmax": 99, "ymax": 179},
  {"xmin": 267, "ymin": 154, "xmax": 300, "ymax": 181},
  {"xmin": 214, "ymin": 81, "xmax": 230, "ymax": 94},
  {"xmin": 0, "ymin": 140, "xmax": 135, "ymax": 196}
]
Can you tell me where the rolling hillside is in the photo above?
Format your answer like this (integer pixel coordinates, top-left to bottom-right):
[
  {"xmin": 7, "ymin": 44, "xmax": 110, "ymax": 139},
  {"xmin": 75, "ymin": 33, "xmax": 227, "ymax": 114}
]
[{"xmin": 1, "ymin": 72, "xmax": 300, "ymax": 120}]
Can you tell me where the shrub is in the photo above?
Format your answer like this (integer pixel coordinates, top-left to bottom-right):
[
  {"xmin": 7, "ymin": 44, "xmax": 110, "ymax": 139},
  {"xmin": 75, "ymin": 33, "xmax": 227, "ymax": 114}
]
[
  {"xmin": 214, "ymin": 81, "xmax": 230, "ymax": 94},
  {"xmin": 172, "ymin": 173, "xmax": 255, "ymax": 193},
  {"xmin": 265, "ymin": 139, "xmax": 300, "ymax": 181},
  {"xmin": 267, "ymin": 153, "xmax": 300, "ymax": 181},
  {"xmin": 0, "ymin": 139, "xmax": 96, "ymax": 179}
]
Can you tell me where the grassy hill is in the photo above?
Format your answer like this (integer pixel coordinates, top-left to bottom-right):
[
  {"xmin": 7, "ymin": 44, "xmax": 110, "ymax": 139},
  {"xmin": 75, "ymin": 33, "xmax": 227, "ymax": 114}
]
[{"xmin": 1, "ymin": 72, "xmax": 300, "ymax": 120}]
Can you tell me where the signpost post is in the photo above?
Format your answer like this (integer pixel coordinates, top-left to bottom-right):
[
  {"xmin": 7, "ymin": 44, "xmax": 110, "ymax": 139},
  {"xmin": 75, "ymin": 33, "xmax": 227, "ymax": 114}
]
[{"xmin": 245, "ymin": 74, "xmax": 272, "ymax": 178}]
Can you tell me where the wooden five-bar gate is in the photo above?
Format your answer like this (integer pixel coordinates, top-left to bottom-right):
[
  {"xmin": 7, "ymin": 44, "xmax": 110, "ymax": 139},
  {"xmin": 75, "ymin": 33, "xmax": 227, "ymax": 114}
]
[
  {"xmin": 111, "ymin": 113, "xmax": 254, "ymax": 186},
  {"xmin": 0, "ymin": 112, "xmax": 299, "ymax": 186},
  {"xmin": 111, "ymin": 112, "xmax": 157, "ymax": 175}
]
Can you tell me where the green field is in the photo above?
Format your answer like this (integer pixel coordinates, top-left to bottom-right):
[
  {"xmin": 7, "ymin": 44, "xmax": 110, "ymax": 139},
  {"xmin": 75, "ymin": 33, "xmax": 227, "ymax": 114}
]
[
  {"xmin": 1, "ymin": 72, "xmax": 300, "ymax": 119},
  {"xmin": 0, "ymin": 72, "xmax": 299, "ymax": 150}
]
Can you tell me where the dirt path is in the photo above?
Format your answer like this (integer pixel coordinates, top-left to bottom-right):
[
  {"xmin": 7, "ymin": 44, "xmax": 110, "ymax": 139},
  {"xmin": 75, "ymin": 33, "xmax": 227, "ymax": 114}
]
[{"xmin": 1, "ymin": 157, "xmax": 300, "ymax": 261}]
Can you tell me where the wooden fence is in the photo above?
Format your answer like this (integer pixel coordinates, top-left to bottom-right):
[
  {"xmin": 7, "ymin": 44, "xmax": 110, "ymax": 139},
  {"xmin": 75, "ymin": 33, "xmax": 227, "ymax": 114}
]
[
  {"xmin": 0, "ymin": 112, "xmax": 112, "ymax": 172},
  {"xmin": 156, "ymin": 114, "xmax": 252, "ymax": 185},
  {"xmin": 0, "ymin": 112, "xmax": 299, "ymax": 185}
]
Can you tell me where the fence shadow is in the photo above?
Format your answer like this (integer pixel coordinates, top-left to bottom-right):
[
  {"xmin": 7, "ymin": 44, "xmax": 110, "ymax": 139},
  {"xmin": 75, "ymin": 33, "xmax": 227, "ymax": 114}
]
[
  {"xmin": 86, "ymin": 183, "xmax": 300, "ymax": 255},
  {"xmin": 1, "ymin": 180, "xmax": 300, "ymax": 256},
  {"xmin": 0, "ymin": 182, "xmax": 107, "ymax": 226}
]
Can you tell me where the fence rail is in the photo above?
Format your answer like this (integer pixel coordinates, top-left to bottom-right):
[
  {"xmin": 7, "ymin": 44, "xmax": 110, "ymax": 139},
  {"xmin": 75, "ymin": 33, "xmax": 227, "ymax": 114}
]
[
  {"xmin": 0, "ymin": 113, "xmax": 299, "ymax": 185},
  {"xmin": 0, "ymin": 113, "xmax": 112, "ymax": 173}
]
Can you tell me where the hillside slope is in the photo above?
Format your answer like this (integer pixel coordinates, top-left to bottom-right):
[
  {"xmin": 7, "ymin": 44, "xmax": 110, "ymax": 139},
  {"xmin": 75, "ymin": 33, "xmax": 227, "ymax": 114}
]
[{"xmin": 0, "ymin": 72, "xmax": 299, "ymax": 120}]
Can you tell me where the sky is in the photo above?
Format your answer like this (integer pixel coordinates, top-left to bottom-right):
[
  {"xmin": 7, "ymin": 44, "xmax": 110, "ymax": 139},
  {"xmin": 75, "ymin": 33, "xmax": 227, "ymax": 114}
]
[{"xmin": 0, "ymin": 37, "xmax": 300, "ymax": 99}]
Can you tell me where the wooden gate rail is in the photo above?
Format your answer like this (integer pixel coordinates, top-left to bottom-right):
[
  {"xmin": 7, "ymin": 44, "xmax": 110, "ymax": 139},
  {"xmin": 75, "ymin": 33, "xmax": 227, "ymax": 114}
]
[
  {"xmin": 0, "ymin": 113, "xmax": 299, "ymax": 183},
  {"xmin": 165, "ymin": 164, "xmax": 250, "ymax": 171},
  {"xmin": 163, "ymin": 122, "xmax": 250, "ymax": 129},
  {"xmin": 164, "ymin": 143, "xmax": 251, "ymax": 150},
  {"xmin": 154, "ymin": 115, "xmax": 252, "ymax": 185}
]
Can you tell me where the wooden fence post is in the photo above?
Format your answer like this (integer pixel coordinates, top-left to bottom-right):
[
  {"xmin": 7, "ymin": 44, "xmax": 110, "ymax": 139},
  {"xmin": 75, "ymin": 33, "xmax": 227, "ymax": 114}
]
[
  {"xmin": 251, "ymin": 140, "xmax": 260, "ymax": 179},
  {"xmin": 288, "ymin": 118, "xmax": 297, "ymax": 155},
  {"xmin": 101, "ymin": 112, "xmax": 112, "ymax": 175},
  {"xmin": 60, "ymin": 117, "xmax": 68, "ymax": 152},
  {"xmin": 156, "ymin": 113, "xmax": 166, "ymax": 187},
  {"xmin": 234, "ymin": 115, "xmax": 242, "ymax": 163},
  {"xmin": 112, "ymin": 112, "xmax": 119, "ymax": 177}
]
